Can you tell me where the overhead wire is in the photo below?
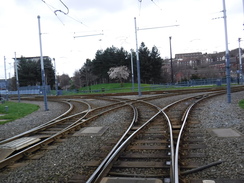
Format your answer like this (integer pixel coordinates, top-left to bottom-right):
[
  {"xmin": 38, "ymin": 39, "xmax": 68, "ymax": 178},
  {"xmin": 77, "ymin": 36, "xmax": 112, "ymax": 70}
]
[
  {"xmin": 211, "ymin": 11, "xmax": 224, "ymax": 21},
  {"xmin": 41, "ymin": 0, "xmax": 65, "ymax": 25},
  {"xmin": 54, "ymin": 0, "xmax": 69, "ymax": 15},
  {"xmin": 151, "ymin": 0, "xmax": 163, "ymax": 11},
  {"xmin": 41, "ymin": 0, "xmax": 85, "ymax": 26}
]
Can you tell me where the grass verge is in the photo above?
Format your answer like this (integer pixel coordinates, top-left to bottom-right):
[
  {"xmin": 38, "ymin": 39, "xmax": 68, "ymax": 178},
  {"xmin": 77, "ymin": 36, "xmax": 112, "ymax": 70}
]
[
  {"xmin": 61, "ymin": 83, "xmax": 218, "ymax": 95},
  {"xmin": 0, "ymin": 101, "xmax": 39, "ymax": 125},
  {"xmin": 239, "ymin": 99, "xmax": 244, "ymax": 109}
]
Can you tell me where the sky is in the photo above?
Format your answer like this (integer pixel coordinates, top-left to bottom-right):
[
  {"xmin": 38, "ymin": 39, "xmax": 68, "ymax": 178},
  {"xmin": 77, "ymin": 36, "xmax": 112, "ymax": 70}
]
[{"xmin": 0, "ymin": 0, "xmax": 243, "ymax": 79}]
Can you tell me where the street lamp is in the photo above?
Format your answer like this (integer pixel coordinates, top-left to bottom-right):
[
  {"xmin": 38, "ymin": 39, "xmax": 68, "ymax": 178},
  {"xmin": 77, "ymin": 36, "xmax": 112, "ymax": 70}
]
[
  {"xmin": 169, "ymin": 36, "xmax": 173, "ymax": 84},
  {"xmin": 130, "ymin": 49, "xmax": 135, "ymax": 91}
]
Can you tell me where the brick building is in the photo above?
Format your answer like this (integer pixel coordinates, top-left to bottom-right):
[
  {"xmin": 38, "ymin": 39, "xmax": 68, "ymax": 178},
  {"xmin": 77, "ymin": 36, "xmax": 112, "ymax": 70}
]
[{"xmin": 165, "ymin": 48, "xmax": 243, "ymax": 82}]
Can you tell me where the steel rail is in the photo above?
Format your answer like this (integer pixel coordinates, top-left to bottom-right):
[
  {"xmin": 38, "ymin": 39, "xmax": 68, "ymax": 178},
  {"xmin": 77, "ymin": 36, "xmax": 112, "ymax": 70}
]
[
  {"xmin": 87, "ymin": 90, "xmax": 233, "ymax": 182},
  {"xmin": 93, "ymin": 111, "xmax": 163, "ymax": 183},
  {"xmin": 87, "ymin": 95, "xmax": 205, "ymax": 182},
  {"xmin": 86, "ymin": 104, "xmax": 138, "ymax": 183},
  {"xmin": 0, "ymin": 103, "xmax": 131, "ymax": 169},
  {"xmin": 160, "ymin": 109, "xmax": 175, "ymax": 182},
  {"xmin": 159, "ymin": 93, "xmax": 217, "ymax": 182},
  {"xmin": 173, "ymin": 90, "xmax": 231, "ymax": 182},
  {"xmin": 87, "ymin": 102, "xmax": 165, "ymax": 183},
  {"xmin": 174, "ymin": 96, "xmax": 206, "ymax": 183},
  {"xmin": 158, "ymin": 94, "xmax": 206, "ymax": 182},
  {"xmin": 0, "ymin": 100, "xmax": 126, "ymax": 146},
  {"xmin": 172, "ymin": 91, "xmax": 229, "ymax": 182},
  {"xmin": 0, "ymin": 99, "xmax": 94, "ymax": 145},
  {"xmin": 0, "ymin": 100, "xmax": 73, "ymax": 145}
]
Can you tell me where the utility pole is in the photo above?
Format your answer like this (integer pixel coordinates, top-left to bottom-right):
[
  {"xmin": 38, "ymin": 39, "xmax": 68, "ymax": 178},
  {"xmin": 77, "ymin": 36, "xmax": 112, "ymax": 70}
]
[
  {"xmin": 222, "ymin": 0, "xmax": 231, "ymax": 103},
  {"xmin": 243, "ymin": 0, "xmax": 244, "ymax": 30},
  {"xmin": 53, "ymin": 58, "xmax": 58, "ymax": 95},
  {"xmin": 134, "ymin": 17, "xmax": 142, "ymax": 97},
  {"xmin": 238, "ymin": 38, "xmax": 243, "ymax": 85},
  {"xmin": 38, "ymin": 15, "xmax": 49, "ymax": 111},
  {"xmin": 14, "ymin": 52, "xmax": 20, "ymax": 102},
  {"xmin": 130, "ymin": 49, "xmax": 135, "ymax": 91},
  {"xmin": 134, "ymin": 21, "xmax": 179, "ymax": 93},
  {"xmin": 169, "ymin": 37, "xmax": 174, "ymax": 84},
  {"xmin": 4, "ymin": 56, "xmax": 8, "ymax": 100}
]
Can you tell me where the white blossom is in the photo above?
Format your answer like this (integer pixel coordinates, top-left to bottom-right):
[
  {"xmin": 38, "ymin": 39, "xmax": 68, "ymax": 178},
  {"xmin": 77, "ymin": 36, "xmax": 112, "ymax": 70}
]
[{"xmin": 107, "ymin": 66, "xmax": 130, "ymax": 82}]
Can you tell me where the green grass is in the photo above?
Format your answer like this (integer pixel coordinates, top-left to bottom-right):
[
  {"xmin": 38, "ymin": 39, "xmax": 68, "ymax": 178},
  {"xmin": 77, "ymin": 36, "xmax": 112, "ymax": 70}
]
[
  {"xmin": 0, "ymin": 101, "xmax": 39, "ymax": 125},
  {"xmin": 73, "ymin": 82, "xmax": 217, "ymax": 94},
  {"xmin": 55, "ymin": 82, "xmax": 224, "ymax": 96},
  {"xmin": 239, "ymin": 99, "xmax": 244, "ymax": 109},
  {"xmin": 80, "ymin": 83, "xmax": 150, "ymax": 91}
]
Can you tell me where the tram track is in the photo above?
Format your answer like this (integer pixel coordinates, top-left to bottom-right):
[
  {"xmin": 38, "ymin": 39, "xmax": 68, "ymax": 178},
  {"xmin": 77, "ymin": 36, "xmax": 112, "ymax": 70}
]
[
  {"xmin": 0, "ymin": 98, "xmax": 132, "ymax": 170},
  {"xmin": 85, "ymin": 95, "xmax": 208, "ymax": 182},
  {"xmin": 85, "ymin": 88, "xmax": 244, "ymax": 183},
  {"xmin": 0, "ymin": 86, "xmax": 243, "ymax": 182}
]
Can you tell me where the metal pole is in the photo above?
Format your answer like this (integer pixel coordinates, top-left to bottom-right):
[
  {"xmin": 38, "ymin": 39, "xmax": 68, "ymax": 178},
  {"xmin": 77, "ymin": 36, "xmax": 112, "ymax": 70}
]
[
  {"xmin": 239, "ymin": 38, "xmax": 243, "ymax": 85},
  {"xmin": 222, "ymin": 0, "xmax": 231, "ymax": 103},
  {"xmin": 53, "ymin": 58, "xmax": 58, "ymax": 95},
  {"xmin": 169, "ymin": 36, "xmax": 174, "ymax": 84},
  {"xmin": 38, "ymin": 15, "xmax": 49, "ymax": 111},
  {"xmin": 14, "ymin": 52, "xmax": 20, "ymax": 102},
  {"xmin": 134, "ymin": 17, "xmax": 141, "ymax": 97},
  {"xmin": 130, "ymin": 49, "xmax": 135, "ymax": 91},
  {"xmin": 4, "ymin": 56, "xmax": 8, "ymax": 101},
  {"xmin": 243, "ymin": 0, "xmax": 244, "ymax": 30}
]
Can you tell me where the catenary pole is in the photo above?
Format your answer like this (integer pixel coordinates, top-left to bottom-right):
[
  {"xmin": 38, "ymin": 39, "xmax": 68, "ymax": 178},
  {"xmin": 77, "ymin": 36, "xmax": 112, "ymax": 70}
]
[
  {"xmin": 37, "ymin": 15, "xmax": 49, "ymax": 111},
  {"xmin": 169, "ymin": 37, "xmax": 173, "ymax": 84},
  {"xmin": 130, "ymin": 49, "xmax": 135, "ymax": 91},
  {"xmin": 134, "ymin": 17, "xmax": 141, "ymax": 97},
  {"xmin": 4, "ymin": 56, "xmax": 8, "ymax": 100},
  {"xmin": 14, "ymin": 52, "xmax": 20, "ymax": 102},
  {"xmin": 222, "ymin": 0, "xmax": 231, "ymax": 103},
  {"xmin": 243, "ymin": 0, "xmax": 244, "ymax": 29}
]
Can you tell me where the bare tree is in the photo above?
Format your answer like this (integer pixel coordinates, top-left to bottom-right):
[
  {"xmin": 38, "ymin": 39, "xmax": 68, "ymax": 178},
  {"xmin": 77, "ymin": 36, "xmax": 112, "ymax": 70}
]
[
  {"xmin": 79, "ymin": 59, "xmax": 97, "ymax": 92},
  {"xmin": 58, "ymin": 74, "xmax": 70, "ymax": 90},
  {"xmin": 72, "ymin": 70, "xmax": 81, "ymax": 89},
  {"xmin": 107, "ymin": 66, "xmax": 130, "ymax": 87}
]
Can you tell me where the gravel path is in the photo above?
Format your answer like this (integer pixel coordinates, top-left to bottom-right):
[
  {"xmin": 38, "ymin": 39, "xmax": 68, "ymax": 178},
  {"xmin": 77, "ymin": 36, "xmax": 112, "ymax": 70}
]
[{"xmin": 0, "ymin": 91, "xmax": 243, "ymax": 182}]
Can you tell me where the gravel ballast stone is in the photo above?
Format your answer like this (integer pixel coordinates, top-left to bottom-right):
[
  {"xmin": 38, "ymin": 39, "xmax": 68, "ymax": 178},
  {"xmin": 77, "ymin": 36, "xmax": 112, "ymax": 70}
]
[{"xmin": 0, "ymin": 91, "xmax": 243, "ymax": 182}]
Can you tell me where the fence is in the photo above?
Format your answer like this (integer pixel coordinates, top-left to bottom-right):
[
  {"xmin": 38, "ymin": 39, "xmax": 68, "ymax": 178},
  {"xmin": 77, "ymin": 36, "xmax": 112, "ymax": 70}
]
[
  {"xmin": 1, "ymin": 78, "xmax": 241, "ymax": 96},
  {"xmin": 1, "ymin": 85, "xmax": 51, "ymax": 96}
]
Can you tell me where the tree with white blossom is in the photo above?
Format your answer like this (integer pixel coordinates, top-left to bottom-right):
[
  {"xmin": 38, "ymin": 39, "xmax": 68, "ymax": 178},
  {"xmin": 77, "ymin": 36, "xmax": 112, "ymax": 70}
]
[{"xmin": 107, "ymin": 66, "xmax": 130, "ymax": 87}]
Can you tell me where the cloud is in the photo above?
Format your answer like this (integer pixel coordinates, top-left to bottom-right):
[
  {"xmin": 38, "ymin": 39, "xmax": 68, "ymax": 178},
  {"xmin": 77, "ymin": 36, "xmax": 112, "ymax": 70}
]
[
  {"xmin": 66, "ymin": 0, "xmax": 127, "ymax": 13},
  {"xmin": 0, "ymin": 0, "xmax": 243, "ymax": 79}
]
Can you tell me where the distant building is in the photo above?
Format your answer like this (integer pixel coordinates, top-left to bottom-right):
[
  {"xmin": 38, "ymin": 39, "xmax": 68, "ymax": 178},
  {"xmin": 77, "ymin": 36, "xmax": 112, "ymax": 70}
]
[
  {"xmin": 175, "ymin": 52, "xmax": 203, "ymax": 60},
  {"xmin": 0, "ymin": 79, "xmax": 6, "ymax": 90},
  {"xmin": 15, "ymin": 56, "xmax": 51, "ymax": 63},
  {"xmin": 163, "ymin": 48, "xmax": 243, "ymax": 82}
]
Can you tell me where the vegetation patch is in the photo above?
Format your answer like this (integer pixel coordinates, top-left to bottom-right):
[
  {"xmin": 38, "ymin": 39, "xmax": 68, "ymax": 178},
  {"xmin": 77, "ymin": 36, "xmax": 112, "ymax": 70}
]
[
  {"xmin": 67, "ymin": 82, "xmax": 216, "ymax": 95},
  {"xmin": 239, "ymin": 99, "xmax": 244, "ymax": 109},
  {"xmin": 0, "ymin": 101, "xmax": 39, "ymax": 125}
]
